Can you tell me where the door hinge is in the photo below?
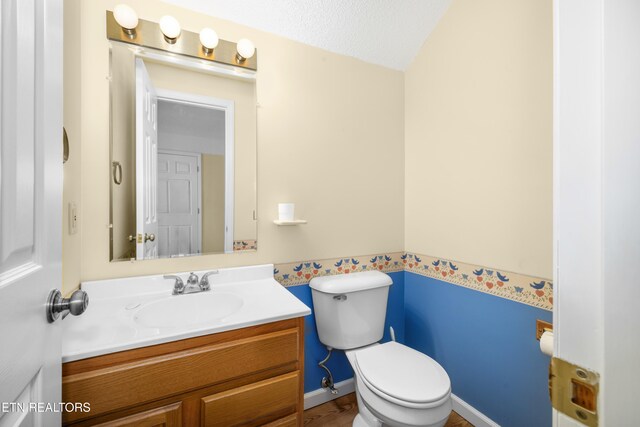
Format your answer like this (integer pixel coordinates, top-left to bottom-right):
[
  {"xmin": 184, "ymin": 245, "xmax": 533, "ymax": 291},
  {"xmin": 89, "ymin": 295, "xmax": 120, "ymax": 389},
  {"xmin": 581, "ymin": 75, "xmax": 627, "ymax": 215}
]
[{"xmin": 550, "ymin": 357, "xmax": 599, "ymax": 426}]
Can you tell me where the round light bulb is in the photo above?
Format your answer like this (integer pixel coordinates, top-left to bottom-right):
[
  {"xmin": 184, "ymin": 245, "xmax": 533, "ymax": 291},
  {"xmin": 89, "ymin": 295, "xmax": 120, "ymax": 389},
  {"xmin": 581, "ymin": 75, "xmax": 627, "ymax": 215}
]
[
  {"xmin": 113, "ymin": 4, "xmax": 138, "ymax": 33},
  {"xmin": 159, "ymin": 15, "xmax": 181, "ymax": 41},
  {"xmin": 199, "ymin": 28, "xmax": 219, "ymax": 53},
  {"xmin": 236, "ymin": 38, "xmax": 255, "ymax": 61}
]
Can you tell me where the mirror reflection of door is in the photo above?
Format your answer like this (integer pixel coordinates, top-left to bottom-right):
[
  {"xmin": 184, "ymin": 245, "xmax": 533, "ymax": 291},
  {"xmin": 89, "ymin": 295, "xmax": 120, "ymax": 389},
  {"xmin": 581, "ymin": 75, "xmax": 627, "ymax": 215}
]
[
  {"xmin": 135, "ymin": 58, "xmax": 159, "ymax": 260},
  {"xmin": 135, "ymin": 58, "xmax": 234, "ymax": 259},
  {"xmin": 157, "ymin": 152, "xmax": 201, "ymax": 257}
]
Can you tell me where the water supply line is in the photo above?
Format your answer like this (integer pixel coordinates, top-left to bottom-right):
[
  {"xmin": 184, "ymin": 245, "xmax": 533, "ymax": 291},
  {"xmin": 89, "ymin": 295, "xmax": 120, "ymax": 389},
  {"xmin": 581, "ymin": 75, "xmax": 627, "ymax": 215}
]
[{"xmin": 319, "ymin": 347, "xmax": 339, "ymax": 394}]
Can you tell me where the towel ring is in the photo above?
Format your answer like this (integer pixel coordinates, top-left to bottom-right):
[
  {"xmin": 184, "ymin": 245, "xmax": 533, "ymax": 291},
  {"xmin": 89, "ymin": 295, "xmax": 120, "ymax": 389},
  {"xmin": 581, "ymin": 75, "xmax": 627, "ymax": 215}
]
[
  {"xmin": 112, "ymin": 161, "xmax": 123, "ymax": 185},
  {"xmin": 62, "ymin": 128, "xmax": 69, "ymax": 164}
]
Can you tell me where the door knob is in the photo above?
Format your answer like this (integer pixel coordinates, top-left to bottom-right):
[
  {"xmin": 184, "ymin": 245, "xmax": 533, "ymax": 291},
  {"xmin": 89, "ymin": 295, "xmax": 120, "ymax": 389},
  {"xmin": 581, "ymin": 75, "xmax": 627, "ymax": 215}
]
[
  {"xmin": 46, "ymin": 289, "xmax": 89, "ymax": 323},
  {"xmin": 144, "ymin": 233, "xmax": 155, "ymax": 242}
]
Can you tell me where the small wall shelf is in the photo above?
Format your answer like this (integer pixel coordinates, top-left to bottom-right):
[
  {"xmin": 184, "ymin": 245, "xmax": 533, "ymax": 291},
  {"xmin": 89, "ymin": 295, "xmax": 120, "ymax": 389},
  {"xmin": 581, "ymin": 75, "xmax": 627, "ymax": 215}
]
[{"xmin": 273, "ymin": 220, "xmax": 308, "ymax": 226}]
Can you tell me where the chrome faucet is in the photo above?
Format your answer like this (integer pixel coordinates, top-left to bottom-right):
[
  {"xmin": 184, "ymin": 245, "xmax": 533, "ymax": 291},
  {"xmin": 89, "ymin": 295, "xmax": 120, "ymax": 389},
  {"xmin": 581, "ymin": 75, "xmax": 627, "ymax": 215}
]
[
  {"xmin": 164, "ymin": 271, "xmax": 218, "ymax": 295},
  {"xmin": 199, "ymin": 270, "xmax": 219, "ymax": 291}
]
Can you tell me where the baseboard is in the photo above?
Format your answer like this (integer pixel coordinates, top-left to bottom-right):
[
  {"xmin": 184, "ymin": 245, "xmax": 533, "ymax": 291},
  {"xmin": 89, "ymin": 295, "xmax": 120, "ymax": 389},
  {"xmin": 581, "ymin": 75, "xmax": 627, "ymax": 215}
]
[
  {"xmin": 452, "ymin": 394, "xmax": 500, "ymax": 427},
  {"xmin": 303, "ymin": 378, "xmax": 355, "ymax": 410}
]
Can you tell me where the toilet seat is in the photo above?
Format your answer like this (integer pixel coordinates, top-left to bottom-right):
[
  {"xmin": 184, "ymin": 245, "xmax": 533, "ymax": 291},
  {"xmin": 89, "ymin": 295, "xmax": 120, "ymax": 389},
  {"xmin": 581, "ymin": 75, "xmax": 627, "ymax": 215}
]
[{"xmin": 353, "ymin": 342, "xmax": 451, "ymax": 409}]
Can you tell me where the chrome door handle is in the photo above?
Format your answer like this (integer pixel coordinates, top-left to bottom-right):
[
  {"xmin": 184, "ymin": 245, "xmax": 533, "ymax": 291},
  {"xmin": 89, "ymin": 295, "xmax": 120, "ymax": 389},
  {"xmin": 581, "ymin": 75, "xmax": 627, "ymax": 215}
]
[
  {"xmin": 144, "ymin": 233, "xmax": 155, "ymax": 242},
  {"xmin": 46, "ymin": 289, "xmax": 89, "ymax": 323}
]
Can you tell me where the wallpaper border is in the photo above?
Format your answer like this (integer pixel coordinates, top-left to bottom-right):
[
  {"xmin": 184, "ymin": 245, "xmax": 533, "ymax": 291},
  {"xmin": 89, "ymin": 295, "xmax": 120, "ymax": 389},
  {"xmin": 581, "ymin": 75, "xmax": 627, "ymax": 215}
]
[
  {"xmin": 275, "ymin": 252, "xmax": 553, "ymax": 311},
  {"xmin": 274, "ymin": 252, "xmax": 405, "ymax": 286},
  {"xmin": 403, "ymin": 252, "xmax": 552, "ymax": 311},
  {"xmin": 233, "ymin": 239, "xmax": 258, "ymax": 251}
]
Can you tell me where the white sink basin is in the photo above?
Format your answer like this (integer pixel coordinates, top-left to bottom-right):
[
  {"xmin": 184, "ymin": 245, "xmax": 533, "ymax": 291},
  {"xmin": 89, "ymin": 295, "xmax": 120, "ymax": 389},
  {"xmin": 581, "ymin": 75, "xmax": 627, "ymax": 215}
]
[
  {"xmin": 62, "ymin": 264, "xmax": 311, "ymax": 362},
  {"xmin": 133, "ymin": 291, "xmax": 244, "ymax": 328}
]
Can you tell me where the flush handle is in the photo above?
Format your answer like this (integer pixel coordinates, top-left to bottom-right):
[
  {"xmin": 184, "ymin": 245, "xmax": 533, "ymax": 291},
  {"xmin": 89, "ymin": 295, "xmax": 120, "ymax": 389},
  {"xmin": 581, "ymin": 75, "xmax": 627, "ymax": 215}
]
[{"xmin": 333, "ymin": 294, "xmax": 347, "ymax": 301}]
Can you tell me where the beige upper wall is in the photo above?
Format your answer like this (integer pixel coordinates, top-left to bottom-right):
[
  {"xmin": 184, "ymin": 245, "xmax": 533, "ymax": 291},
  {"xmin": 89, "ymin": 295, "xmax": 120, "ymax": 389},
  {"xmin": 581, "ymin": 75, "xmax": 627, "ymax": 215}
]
[
  {"xmin": 65, "ymin": 0, "xmax": 404, "ymax": 286},
  {"xmin": 64, "ymin": 0, "xmax": 552, "ymax": 288},
  {"xmin": 63, "ymin": 0, "xmax": 82, "ymax": 295},
  {"xmin": 404, "ymin": 0, "xmax": 553, "ymax": 278}
]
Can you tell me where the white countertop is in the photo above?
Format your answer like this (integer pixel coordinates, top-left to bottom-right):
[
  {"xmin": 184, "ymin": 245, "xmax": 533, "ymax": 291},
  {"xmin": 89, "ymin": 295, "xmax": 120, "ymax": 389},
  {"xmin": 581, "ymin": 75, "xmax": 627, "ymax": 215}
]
[{"xmin": 62, "ymin": 264, "xmax": 311, "ymax": 363}]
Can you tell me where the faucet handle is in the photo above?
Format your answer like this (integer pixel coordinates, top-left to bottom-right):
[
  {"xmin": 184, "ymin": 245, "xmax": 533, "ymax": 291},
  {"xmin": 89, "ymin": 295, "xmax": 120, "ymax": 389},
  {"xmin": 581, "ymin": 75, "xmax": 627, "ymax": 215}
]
[
  {"xmin": 187, "ymin": 272, "xmax": 199, "ymax": 286},
  {"xmin": 200, "ymin": 270, "xmax": 219, "ymax": 290},
  {"xmin": 164, "ymin": 274, "xmax": 185, "ymax": 294}
]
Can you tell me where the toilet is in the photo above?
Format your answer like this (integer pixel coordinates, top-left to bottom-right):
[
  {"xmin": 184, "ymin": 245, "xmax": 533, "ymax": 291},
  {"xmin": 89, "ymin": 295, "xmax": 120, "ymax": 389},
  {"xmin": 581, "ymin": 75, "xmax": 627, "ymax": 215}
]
[{"xmin": 310, "ymin": 271, "xmax": 452, "ymax": 427}]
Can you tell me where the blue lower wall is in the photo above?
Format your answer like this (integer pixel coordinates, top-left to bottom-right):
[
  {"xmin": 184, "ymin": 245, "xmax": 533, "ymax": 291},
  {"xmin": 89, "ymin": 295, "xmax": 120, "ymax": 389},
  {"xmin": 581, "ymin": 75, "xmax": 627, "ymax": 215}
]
[
  {"xmin": 287, "ymin": 271, "xmax": 405, "ymax": 393},
  {"xmin": 287, "ymin": 270, "xmax": 551, "ymax": 427},
  {"xmin": 404, "ymin": 272, "xmax": 552, "ymax": 427}
]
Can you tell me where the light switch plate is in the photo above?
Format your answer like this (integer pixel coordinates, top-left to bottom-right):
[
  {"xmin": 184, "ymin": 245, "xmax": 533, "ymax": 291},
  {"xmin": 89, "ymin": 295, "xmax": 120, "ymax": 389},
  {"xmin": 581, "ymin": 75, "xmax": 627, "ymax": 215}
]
[{"xmin": 69, "ymin": 202, "xmax": 78, "ymax": 235}]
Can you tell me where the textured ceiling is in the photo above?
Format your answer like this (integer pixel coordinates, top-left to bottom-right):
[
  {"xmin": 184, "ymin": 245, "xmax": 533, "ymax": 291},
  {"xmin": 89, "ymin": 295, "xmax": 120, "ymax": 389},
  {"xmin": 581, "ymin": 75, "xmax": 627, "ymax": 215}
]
[
  {"xmin": 161, "ymin": 0, "xmax": 451, "ymax": 70},
  {"xmin": 158, "ymin": 100, "xmax": 226, "ymax": 152},
  {"xmin": 158, "ymin": 100, "xmax": 225, "ymax": 136}
]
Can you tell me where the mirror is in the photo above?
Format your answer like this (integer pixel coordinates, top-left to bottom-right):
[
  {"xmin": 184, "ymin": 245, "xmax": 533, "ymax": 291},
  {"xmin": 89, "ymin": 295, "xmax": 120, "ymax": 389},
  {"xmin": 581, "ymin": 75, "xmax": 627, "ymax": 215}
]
[{"xmin": 109, "ymin": 42, "xmax": 257, "ymax": 261}]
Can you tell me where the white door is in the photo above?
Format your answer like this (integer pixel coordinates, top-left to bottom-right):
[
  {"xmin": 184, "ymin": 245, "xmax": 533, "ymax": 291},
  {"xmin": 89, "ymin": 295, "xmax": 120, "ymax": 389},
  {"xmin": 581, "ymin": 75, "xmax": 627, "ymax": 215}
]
[
  {"xmin": 0, "ymin": 0, "xmax": 63, "ymax": 425},
  {"xmin": 554, "ymin": 0, "xmax": 640, "ymax": 425},
  {"xmin": 135, "ymin": 58, "xmax": 158, "ymax": 260},
  {"xmin": 157, "ymin": 152, "xmax": 201, "ymax": 257}
]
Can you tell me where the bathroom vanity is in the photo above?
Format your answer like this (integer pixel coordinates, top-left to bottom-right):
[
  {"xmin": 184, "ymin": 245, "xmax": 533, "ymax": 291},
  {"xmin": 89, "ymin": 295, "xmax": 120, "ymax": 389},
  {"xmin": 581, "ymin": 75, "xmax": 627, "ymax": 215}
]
[{"xmin": 61, "ymin": 265, "xmax": 310, "ymax": 426}]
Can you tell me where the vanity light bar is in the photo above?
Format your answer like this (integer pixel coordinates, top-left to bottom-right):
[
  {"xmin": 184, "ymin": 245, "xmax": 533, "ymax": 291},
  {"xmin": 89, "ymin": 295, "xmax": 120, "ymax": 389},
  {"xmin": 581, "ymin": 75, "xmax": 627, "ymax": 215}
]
[{"xmin": 106, "ymin": 10, "xmax": 257, "ymax": 71}]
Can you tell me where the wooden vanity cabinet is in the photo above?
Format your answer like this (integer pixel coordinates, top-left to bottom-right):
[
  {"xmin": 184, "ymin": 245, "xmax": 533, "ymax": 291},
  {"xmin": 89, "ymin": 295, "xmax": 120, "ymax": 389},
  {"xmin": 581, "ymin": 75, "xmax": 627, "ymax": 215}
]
[
  {"xmin": 62, "ymin": 318, "xmax": 305, "ymax": 427},
  {"xmin": 93, "ymin": 403, "xmax": 182, "ymax": 427}
]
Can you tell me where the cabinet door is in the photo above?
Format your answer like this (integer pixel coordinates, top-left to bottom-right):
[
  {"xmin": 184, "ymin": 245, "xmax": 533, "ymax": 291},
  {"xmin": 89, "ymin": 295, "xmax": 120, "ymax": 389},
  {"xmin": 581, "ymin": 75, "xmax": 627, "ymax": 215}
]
[
  {"xmin": 201, "ymin": 372, "xmax": 300, "ymax": 427},
  {"xmin": 94, "ymin": 403, "xmax": 182, "ymax": 427}
]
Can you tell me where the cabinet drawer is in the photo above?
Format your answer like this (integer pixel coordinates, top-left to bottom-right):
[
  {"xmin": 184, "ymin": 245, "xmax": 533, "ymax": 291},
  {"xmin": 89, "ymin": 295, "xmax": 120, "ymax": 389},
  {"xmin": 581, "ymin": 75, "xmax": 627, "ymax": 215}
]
[
  {"xmin": 64, "ymin": 329, "xmax": 299, "ymax": 423},
  {"xmin": 201, "ymin": 371, "xmax": 300, "ymax": 427},
  {"xmin": 94, "ymin": 402, "xmax": 182, "ymax": 427}
]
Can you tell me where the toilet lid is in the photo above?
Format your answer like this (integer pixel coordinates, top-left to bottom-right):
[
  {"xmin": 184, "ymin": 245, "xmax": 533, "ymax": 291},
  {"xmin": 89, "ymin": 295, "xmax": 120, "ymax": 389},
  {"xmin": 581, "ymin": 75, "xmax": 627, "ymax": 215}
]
[{"xmin": 354, "ymin": 342, "xmax": 450, "ymax": 404}]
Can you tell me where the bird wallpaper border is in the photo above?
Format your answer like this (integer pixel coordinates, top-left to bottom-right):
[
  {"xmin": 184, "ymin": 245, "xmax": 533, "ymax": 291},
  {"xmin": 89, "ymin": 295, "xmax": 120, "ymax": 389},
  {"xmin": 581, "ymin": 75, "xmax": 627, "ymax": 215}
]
[
  {"xmin": 402, "ymin": 253, "xmax": 553, "ymax": 311},
  {"xmin": 274, "ymin": 252, "xmax": 552, "ymax": 311}
]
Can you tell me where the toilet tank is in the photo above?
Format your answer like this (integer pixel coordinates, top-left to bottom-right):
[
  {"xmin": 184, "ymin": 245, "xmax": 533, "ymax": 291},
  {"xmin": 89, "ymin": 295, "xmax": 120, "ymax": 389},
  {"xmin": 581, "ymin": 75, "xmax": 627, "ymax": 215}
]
[{"xmin": 310, "ymin": 271, "xmax": 392, "ymax": 350}]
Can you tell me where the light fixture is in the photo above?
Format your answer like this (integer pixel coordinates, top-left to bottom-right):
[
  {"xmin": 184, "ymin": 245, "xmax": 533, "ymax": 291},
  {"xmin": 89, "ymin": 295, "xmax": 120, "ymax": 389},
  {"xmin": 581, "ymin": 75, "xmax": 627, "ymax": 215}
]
[
  {"xmin": 236, "ymin": 38, "xmax": 255, "ymax": 62},
  {"xmin": 159, "ymin": 15, "xmax": 181, "ymax": 43},
  {"xmin": 113, "ymin": 4, "xmax": 138, "ymax": 36},
  {"xmin": 106, "ymin": 11, "xmax": 258, "ymax": 71},
  {"xmin": 199, "ymin": 28, "xmax": 219, "ymax": 55}
]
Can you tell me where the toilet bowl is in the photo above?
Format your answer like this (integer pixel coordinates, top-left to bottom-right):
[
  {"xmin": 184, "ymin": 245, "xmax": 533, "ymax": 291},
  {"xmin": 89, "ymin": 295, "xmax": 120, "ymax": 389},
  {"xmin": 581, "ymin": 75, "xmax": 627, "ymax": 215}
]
[{"xmin": 346, "ymin": 342, "xmax": 452, "ymax": 427}]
